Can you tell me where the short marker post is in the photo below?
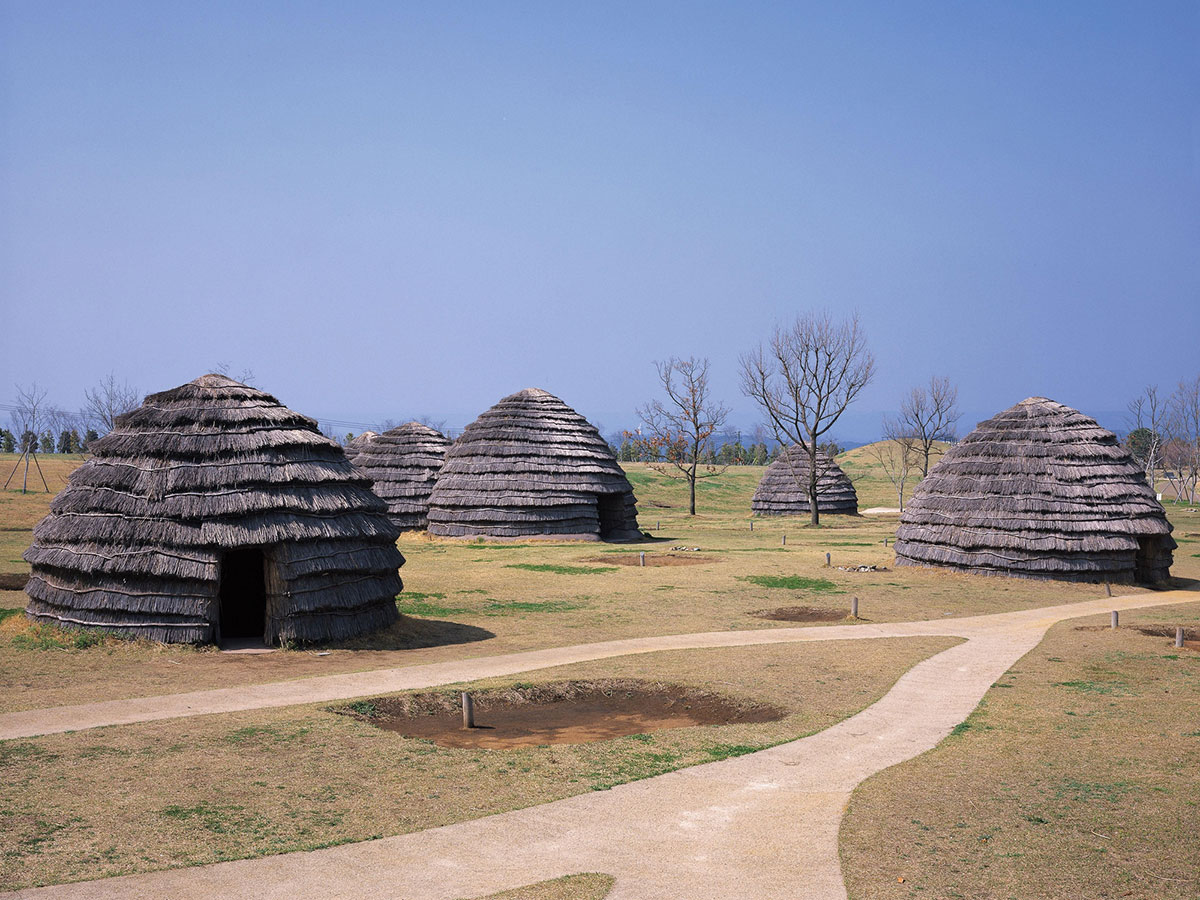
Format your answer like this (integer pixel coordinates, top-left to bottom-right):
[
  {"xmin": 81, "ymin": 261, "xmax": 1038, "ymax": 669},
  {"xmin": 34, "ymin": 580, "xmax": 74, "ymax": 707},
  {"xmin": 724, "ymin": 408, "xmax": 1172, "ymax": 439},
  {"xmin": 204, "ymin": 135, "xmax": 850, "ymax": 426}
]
[
  {"xmin": 825, "ymin": 552, "xmax": 831, "ymax": 567},
  {"xmin": 462, "ymin": 692, "xmax": 475, "ymax": 729},
  {"xmin": 1105, "ymin": 582, "xmax": 1112, "ymax": 597},
  {"xmin": 1111, "ymin": 611, "xmax": 1119, "ymax": 629},
  {"xmin": 781, "ymin": 534, "xmax": 786, "ymax": 546},
  {"xmin": 1176, "ymin": 627, "xmax": 1185, "ymax": 648},
  {"xmin": 851, "ymin": 596, "xmax": 859, "ymax": 618},
  {"xmin": 640, "ymin": 551, "xmax": 646, "ymax": 567},
  {"xmin": 749, "ymin": 520, "xmax": 754, "ymax": 532}
]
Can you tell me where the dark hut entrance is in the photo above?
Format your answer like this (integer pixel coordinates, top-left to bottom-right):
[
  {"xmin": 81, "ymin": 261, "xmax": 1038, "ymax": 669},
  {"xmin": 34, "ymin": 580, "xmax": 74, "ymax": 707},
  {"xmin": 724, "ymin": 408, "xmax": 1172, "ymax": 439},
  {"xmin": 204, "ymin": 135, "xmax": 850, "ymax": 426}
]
[
  {"xmin": 218, "ymin": 548, "xmax": 267, "ymax": 643},
  {"xmin": 595, "ymin": 494, "xmax": 626, "ymax": 539}
]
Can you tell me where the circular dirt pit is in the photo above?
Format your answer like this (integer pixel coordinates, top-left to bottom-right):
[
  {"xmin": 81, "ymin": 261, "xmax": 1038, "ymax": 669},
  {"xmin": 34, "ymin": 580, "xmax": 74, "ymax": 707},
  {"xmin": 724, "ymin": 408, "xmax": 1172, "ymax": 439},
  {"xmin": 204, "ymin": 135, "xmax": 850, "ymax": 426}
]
[
  {"xmin": 0, "ymin": 573, "xmax": 28, "ymax": 591},
  {"xmin": 750, "ymin": 606, "xmax": 847, "ymax": 623},
  {"xmin": 587, "ymin": 554, "xmax": 714, "ymax": 567},
  {"xmin": 337, "ymin": 680, "xmax": 785, "ymax": 749}
]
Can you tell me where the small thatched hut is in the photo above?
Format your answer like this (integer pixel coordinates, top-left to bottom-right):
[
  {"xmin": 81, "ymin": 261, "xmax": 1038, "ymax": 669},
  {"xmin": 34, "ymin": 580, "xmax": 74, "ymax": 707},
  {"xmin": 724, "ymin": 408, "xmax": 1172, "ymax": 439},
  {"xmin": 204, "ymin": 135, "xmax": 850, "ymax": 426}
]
[
  {"xmin": 344, "ymin": 431, "xmax": 379, "ymax": 458},
  {"xmin": 893, "ymin": 397, "xmax": 1175, "ymax": 583},
  {"xmin": 351, "ymin": 422, "xmax": 450, "ymax": 530},
  {"xmin": 751, "ymin": 445, "xmax": 858, "ymax": 515},
  {"xmin": 426, "ymin": 388, "xmax": 641, "ymax": 541},
  {"xmin": 23, "ymin": 375, "xmax": 404, "ymax": 644}
]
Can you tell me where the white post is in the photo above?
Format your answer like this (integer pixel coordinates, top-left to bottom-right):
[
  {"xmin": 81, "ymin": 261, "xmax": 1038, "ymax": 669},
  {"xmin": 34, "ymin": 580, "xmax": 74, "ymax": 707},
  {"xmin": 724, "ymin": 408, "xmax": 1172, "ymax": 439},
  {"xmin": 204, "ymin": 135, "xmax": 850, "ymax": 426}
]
[
  {"xmin": 1111, "ymin": 611, "xmax": 1119, "ymax": 629},
  {"xmin": 640, "ymin": 551, "xmax": 646, "ymax": 567},
  {"xmin": 1177, "ymin": 626, "xmax": 1185, "ymax": 648},
  {"xmin": 851, "ymin": 596, "xmax": 859, "ymax": 618}
]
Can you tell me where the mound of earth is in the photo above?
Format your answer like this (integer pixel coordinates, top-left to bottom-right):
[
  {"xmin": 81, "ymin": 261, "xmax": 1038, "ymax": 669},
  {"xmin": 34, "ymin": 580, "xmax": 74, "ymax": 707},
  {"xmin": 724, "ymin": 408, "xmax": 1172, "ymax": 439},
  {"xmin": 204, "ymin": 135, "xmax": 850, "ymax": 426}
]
[
  {"xmin": 750, "ymin": 606, "xmax": 847, "ymax": 623},
  {"xmin": 587, "ymin": 553, "xmax": 713, "ymax": 567},
  {"xmin": 336, "ymin": 679, "xmax": 785, "ymax": 748}
]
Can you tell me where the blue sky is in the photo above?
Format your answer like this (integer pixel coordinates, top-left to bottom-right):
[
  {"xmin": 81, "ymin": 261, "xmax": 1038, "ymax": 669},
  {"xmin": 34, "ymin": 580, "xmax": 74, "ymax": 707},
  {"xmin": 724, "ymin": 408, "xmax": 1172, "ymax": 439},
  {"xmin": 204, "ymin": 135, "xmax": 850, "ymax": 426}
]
[{"xmin": 2, "ymin": 2, "xmax": 1197, "ymax": 441}]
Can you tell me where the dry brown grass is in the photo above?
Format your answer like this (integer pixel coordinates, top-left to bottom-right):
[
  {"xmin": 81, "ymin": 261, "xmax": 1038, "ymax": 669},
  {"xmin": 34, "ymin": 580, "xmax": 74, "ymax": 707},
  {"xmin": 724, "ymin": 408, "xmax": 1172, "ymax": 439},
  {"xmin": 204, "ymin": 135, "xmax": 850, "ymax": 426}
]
[
  {"xmin": 0, "ymin": 635, "xmax": 956, "ymax": 890},
  {"xmin": 477, "ymin": 874, "xmax": 614, "ymax": 900},
  {"xmin": 841, "ymin": 600, "xmax": 1200, "ymax": 900}
]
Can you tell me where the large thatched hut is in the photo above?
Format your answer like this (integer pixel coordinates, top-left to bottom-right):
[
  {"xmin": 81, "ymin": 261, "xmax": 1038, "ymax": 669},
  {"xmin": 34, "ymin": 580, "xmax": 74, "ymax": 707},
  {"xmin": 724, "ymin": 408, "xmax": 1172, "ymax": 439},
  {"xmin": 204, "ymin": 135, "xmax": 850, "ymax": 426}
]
[
  {"xmin": 23, "ymin": 375, "xmax": 404, "ymax": 644},
  {"xmin": 893, "ymin": 397, "xmax": 1175, "ymax": 583},
  {"xmin": 351, "ymin": 422, "xmax": 450, "ymax": 530},
  {"xmin": 751, "ymin": 445, "xmax": 858, "ymax": 515},
  {"xmin": 427, "ymin": 388, "xmax": 641, "ymax": 541}
]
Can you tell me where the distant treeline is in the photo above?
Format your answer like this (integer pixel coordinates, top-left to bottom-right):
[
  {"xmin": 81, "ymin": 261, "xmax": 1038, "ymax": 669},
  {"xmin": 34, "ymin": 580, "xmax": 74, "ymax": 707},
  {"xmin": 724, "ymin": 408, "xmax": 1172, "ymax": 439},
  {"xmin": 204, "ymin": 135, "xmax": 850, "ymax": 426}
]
[
  {"xmin": 611, "ymin": 438, "xmax": 844, "ymax": 466},
  {"xmin": 0, "ymin": 428, "xmax": 95, "ymax": 455}
]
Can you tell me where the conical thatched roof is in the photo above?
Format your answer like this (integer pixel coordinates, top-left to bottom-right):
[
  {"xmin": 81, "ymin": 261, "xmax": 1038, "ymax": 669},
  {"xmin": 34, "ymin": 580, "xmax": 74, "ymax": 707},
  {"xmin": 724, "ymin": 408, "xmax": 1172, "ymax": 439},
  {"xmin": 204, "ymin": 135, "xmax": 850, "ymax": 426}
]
[
  {"xmin": 751, "ymin": 445, "xmax": 858, "ymax": 515},
  {"xmin": 23, "ymin": 374, "xmax": 404, "ymax": 644},
  {"xmin": 344, "ymin": 431, "xmax": 379, "ymax": 457},
  {"xmin": 427, "ymin": 388, "xmax": 641, "ymax": 541},
  {"xmin": 893, "ymin": 397, "xmax": 1175, "ymax": 583},
  {"xmin": 351, "ymin": 422, "xmax": 450, "ymax": 530}
]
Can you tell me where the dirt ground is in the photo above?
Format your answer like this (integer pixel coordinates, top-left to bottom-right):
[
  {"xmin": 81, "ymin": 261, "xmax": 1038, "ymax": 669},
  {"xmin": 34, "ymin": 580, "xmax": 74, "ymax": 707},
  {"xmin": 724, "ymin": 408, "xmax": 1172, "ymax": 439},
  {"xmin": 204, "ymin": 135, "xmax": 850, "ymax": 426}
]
[{"xmin": 341, "ymin": 679, "xmax": 786, "ymax": 749}]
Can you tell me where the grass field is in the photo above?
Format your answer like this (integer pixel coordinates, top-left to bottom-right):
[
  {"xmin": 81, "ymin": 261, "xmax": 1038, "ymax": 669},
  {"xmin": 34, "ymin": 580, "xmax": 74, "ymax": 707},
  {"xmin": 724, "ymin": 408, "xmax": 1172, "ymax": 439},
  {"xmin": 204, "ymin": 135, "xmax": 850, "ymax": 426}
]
[{"xmin": 1, "ymin": 450, "xmax": 1198, "ymax": 895}]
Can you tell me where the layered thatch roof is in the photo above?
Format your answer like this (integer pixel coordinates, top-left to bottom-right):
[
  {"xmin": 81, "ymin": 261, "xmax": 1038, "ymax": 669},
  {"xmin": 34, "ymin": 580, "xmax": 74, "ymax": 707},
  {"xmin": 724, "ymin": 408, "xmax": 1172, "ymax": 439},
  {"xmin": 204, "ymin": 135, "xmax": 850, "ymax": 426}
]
[
  {"xmin": 427, "ymin": 388, "xmax": 641, "ymax": 541},
  {"xmin": 893, "ymin": 397, "xmax": 1175, "ymax": 583},
  {"xmin": 23, "ymin": 375, "xmax": 404, "ymax": 643},
  {"xmin": 751, "ymin": 445, "xmax": 858, "ymax": 515},
  {"xmin": 351, "ymin": 422, "xmax": 450, "ymax": 530}
]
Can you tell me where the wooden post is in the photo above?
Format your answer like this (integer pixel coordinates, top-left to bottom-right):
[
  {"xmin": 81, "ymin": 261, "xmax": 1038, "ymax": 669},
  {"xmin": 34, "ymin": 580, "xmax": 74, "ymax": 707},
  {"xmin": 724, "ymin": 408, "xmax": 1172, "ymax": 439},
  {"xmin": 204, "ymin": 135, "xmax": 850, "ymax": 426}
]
[
  {"xmin": 639, "ymin": 551, "xmax": 646, "ymax": 567},
  {"xmin": 462, "ymin": 692, "xmax": 474, "ymax": 729},
  {"xmin": 1105, "ymin": 582, "xmax": 1112, "ymax": 597},
  {"xmin": 781, "ymin": 533, "xmax": 786, "ymax": 546},
  {"xmin": 825, "ymin": 552, "xmax": 831, "ymax": 567},
  {"xmin": 1111, "ymin": 611, "xmax": 1119, "ymax": 629},
  {"xmin": 1177, "ymin": 626, "xmax": 1185, "ymax": 648},
  {"xmin": 749, "ymin": 520, "xmax": 753, "ymax": 532},
  {"xmin": 884, "ymin": 537, "xmax": 889, "ymax": 547},
  {"xmin": 656, "ymin": 520, "xmax": 660, "ymax": 530},
  {"xmin": 851, "ymin": 596, "xmax": 859, "ymax": 618}
]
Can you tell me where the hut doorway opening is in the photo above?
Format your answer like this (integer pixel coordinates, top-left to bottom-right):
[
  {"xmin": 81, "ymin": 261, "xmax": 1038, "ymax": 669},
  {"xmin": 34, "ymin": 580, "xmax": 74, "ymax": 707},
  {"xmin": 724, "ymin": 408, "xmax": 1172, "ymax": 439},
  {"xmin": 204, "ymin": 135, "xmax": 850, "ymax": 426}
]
[
  {"xmin": 1134, "ymin": 536, "xmax": 1167, "ymax": 584},
  {"xmin": 595, "ymin": 494, "xmax": 626, "ymax": 539},
  {"xmin": 218, "ymin": 548, "xmax": 267, "ymax": 642}
]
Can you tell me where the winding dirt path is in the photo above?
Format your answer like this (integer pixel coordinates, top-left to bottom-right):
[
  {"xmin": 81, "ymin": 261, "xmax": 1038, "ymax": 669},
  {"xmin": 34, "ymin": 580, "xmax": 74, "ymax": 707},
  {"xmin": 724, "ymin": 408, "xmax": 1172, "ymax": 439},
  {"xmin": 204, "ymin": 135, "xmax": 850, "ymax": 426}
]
[{"xmin": 5, "ymin": 589, "xmax": 1196, "ymax": 899}]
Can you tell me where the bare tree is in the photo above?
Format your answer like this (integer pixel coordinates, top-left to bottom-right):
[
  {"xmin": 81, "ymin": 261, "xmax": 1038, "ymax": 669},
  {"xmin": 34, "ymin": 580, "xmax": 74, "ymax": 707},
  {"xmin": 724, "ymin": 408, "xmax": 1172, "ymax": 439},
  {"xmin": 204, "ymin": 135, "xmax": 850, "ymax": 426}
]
[
  {"xmin": 897, "ymin": 376, "xmax": 960, "ymax": 476},
  {"xmin": 869, "ymin": 417, "xmax": 919, "ymax": 512},
  {"xmin": 4, "ymin": 383, "xmax": 51, "ymax": 492},
  {"xmin": 1126, "ymin": 384, "xmax": 1166, "ymax": 491},
  {"xmin": 635, "ymin": 356, "xmax": 730, "ymax": 515},
  {"xmin": 1164, "ymin": 376, "xmax": 1200, "ymax": 504},
  {"xmin": 214, "ymin": 362, "xmax": 257, "ymax": 386},
  {"xmin": 83, "ymin": 373, "xmax": 140, "ymax": 435},
  {"xmin": 740, "ymin": 311, "xmax": 875, "ymax": 525}
]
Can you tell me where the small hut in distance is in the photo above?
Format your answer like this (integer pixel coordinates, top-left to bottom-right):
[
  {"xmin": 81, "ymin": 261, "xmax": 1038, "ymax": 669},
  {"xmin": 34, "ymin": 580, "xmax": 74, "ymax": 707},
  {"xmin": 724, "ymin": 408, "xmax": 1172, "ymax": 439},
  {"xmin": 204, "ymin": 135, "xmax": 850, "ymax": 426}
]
[
  {"xmin": 23, "ymin": 375, "xmax": 404, "ymax": 644},
  {"xmin": 751, "ymin": 444, "xmax": 858, "ymax": 516},
  {"xmin": 351, "ymin": 422, "xmax": 451, "ymax": 530},
  {"xmin": 893, "ymin": 397, "xmax": 1175, "ymax": 583},
  {"xmin": 427, "ymin": 388, "xmax": 641, "ymax": 541}
]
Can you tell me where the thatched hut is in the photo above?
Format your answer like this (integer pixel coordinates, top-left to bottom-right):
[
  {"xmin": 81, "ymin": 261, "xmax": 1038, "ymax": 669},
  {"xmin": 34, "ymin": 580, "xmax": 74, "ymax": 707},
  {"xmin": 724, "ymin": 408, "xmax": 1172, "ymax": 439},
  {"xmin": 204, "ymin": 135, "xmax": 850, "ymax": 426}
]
[
  {"xmin": 351, "ymin": 422, "xmax": 450, "ymax": 530},
  {"xmin": 426, "ymin": 388, "xmax": 641, "ymax": 541},
  {"xmin": 344, "ymin": 431, "xmax": 379, "ymax": 458},
  {"xmin": 23, "ymin": 375, "xmax": 404, "ymax": 644},
  {"xmin": 893, "ymin": 397, "xmax": 1175, "ymax": 583},
  {"xmin": 751, "ymin": 445, "xmax": 858, "ymax": 515}
]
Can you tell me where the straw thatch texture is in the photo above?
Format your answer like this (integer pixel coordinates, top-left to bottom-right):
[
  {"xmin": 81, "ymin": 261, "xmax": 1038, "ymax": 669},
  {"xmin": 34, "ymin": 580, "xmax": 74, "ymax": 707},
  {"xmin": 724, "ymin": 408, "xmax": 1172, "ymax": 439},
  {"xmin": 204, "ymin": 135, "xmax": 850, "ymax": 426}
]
[
  {"xmin": 893, "ymin": 397, "xmax": 1175, "ymax": 583},
  {"xmin": 351, "ymin": 422, "xmax": 450, "ymax": 530},
  {"xmin": 427, "ymin": 388, "xmax": 641, "ymax": 541},
  {"xmin": 751, "ymin": 445, "xmax": 858, "ymax": 516},
  {"xmin": 23, "ymin": 374, "xmax": 404, "ymax": 643}
]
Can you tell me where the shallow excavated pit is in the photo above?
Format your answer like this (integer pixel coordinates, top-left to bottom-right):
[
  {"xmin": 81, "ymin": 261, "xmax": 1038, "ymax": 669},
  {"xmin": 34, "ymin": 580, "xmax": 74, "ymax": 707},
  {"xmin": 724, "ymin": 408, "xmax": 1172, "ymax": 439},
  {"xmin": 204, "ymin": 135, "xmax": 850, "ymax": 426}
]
[
  {"xmin": 750, "ymin": 606, "xmax": 847, "ymax": 623},
  {"xmin": 336, "ymin": 679, "xmax": 786, "ymax": 749}
]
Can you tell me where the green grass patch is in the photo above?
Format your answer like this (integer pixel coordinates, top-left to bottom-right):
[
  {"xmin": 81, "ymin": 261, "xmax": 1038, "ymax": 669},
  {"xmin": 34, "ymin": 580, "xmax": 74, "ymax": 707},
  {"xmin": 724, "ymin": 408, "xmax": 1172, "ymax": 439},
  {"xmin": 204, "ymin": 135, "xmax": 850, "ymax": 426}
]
[
  {"xmin": 0, "ymin": 607, "xmax": 24, "ymax": 624},
  {"xmin": 703, "ymin": 743, "xmax": 766, "ymax": 761},
  {"xmin": 394, "ymin": 593, "xmax": 474, "ymax": 617},
  {"xmin": 737, "ymin": 574, "xmax": 840, "ymax": 592},
  {"xmin": 1055, "ymin": 680, "xmax": 1132, "ymax": 696},
  {"xmin": 504, "ymin": 563, "xmax": 617, "ymax": 575},
  {"xmin": 11, "ymin": 623, "xmax": 107, "ymax": 651}
]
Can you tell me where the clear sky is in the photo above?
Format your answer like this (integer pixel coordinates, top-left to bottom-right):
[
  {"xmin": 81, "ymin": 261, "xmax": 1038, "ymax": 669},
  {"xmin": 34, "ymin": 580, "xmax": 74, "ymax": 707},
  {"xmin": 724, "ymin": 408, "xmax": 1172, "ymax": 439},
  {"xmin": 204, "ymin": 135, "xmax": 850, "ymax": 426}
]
[{"xmin": 2, "ymin": 2, "xmax": 1197, "ymax": 441}]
